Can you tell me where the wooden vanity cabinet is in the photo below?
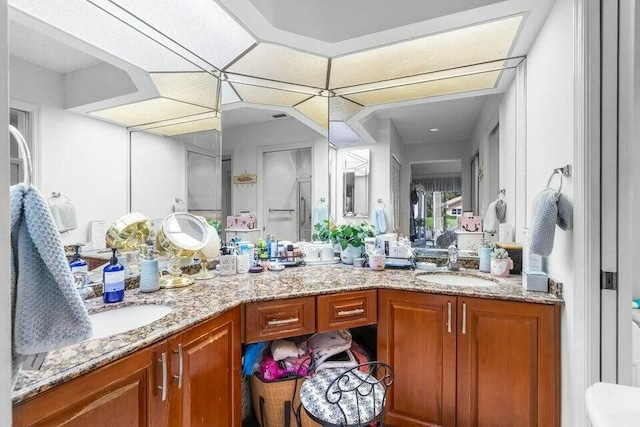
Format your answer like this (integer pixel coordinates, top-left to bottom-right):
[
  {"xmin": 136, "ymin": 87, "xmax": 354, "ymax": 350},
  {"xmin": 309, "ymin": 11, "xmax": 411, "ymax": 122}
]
[
  {"xmin": 13, "ymin": 346, "xmax": 157, "ymax": 426},
  {"xmin": 456, "ymin": 297, "xmax": 560, "ymax": 427},
  {"xmin": 317, "ymin": 289, "xmax": 377, "ymax": 332},
  {"xmin": 378, "ymin": 290, "xmax": 457, "ymax": 427},
  {"xmin": 168, "ymin": 307, "xmax": 241, "ymax": 426},
  {"xmin": 378, "ymin": 290, "xmax": 560, "ymax": 427},
  {"xmin": 13, "ymin": 306, "xmax": 242, "ymax": 427}
]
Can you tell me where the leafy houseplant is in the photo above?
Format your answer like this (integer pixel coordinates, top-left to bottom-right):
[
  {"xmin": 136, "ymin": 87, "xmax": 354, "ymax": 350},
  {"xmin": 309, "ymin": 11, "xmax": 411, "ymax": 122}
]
[
  {"xmin": 312, "ymin": 219, "xmax": 336, "ymax": 243},
  {"xmin": 333, "ymin": 222, "xmax": 376, "ymax": 264}
]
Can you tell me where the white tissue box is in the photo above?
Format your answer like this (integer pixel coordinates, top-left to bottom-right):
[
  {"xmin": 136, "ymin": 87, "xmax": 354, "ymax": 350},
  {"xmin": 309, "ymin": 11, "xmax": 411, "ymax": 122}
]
[
  {"xmin": 456, "ymin": 231, "xmax": 483, "ymax": 251},
  {"xmin": 522, "ymin": 228, "xmax": 543, "ymax": 272},
  {"xmin": 522, "ymin": 270, "xmax": 548, "ymax": 292}
]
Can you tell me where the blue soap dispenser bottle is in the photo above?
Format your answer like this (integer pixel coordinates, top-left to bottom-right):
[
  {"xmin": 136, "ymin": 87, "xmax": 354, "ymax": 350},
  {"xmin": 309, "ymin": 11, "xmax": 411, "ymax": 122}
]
[
  {"xmin": 103, "ymin": 248, "xmax": 125, "ymax": 303},
  {"xmin": 69, "ymin": 244, "xmax": 88, "ymax": 273}
]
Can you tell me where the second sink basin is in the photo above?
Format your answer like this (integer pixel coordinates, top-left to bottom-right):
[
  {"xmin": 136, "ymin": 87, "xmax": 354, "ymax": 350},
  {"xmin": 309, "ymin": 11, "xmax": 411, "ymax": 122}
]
[
  {"xmin": 89, "ymin": 304, "xmax": 172, "ymax": 340},
  {"xmin": 417, "ymin": 273, "xmax": 497, "ymax": 287}
]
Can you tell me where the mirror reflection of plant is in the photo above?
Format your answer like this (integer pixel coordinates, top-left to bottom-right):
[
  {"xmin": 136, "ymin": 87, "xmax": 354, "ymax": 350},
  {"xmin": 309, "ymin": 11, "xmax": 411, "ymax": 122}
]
[
  {"xmin": 205, "ymin": 218, "xmax": 222, "ymax": 236},
  {"xmin": 312, "ymin": 219, "xmax": 337, "ymax": 242},
  {"xmin": 332, "ymin": 222, "xmax": 376, "ymax": 250}
]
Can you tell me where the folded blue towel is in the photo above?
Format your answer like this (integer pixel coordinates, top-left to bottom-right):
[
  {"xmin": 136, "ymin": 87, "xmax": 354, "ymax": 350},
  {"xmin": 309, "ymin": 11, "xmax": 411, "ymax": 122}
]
[
  {"xmin": 11, "ymin": 184, "xmax": 92, "ymax": 384},
  {"xmin": 374, "ymin": 208, "xmax": 387, "ymax": 234},
  {"xmin": 313, "ymin": 204, "xmax": 329, "ymax": 226},
  {"xmin": 529, "ymin": 188, "xmax": 574, "ymax": 256}
]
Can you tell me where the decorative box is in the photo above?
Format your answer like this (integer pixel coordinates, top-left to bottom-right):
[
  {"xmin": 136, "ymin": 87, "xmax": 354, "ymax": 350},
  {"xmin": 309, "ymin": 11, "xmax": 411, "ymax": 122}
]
[
  {"xmin": 460, "ymin": 216, "xmax": 482, "ymax": 232},
  {"xmin": 226, "ymin": 215, "xmax": 257, "ymax": 230}
]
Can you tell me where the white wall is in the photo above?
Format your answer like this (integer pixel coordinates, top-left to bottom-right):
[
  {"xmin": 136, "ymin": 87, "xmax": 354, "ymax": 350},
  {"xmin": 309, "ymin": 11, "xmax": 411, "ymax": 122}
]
[
  {"xmin": 222, "ymin": 117, "xmax": 328, "ymax": 235},
  {"xmin": 37, "ymin": 105, "xmax": 129, "ymax": 245},
  {"xmin": 1, "ymin": 0, "xmax": 13, "ymax": 423},
  {"xmin": 474, "ymin": 0, "xmax": 575, "ymax": 423},
  {"xmin": 130, "ymin": 131, "xmax": 185, "ymax": 221},
  {"xmin": 524, "ymin": 2, "xmax": 575, "ymax": 424}
]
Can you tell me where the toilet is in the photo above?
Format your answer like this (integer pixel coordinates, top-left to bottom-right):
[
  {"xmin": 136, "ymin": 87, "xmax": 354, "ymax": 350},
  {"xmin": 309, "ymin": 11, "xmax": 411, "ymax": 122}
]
[
  {"xmin": 632, "ymin": 311, "xmax": 640, "ymax": 387},
  {"xmin": 586, "ymin": 311, "xmax": 640, "ymax": 427}
]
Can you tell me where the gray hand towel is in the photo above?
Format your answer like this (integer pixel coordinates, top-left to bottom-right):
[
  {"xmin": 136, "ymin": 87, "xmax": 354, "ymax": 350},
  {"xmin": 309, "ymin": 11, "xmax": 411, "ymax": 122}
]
[
  {"xmin": 495, "ymin": 199, "xmax": 507, "ymax": 223},
  {"xmin": 11, "ymin": 184, "xmax": 92, "ymax": 385},
  {"xmin": 529, "ymin": 188, "xmax": 574, "ymax": 256}
]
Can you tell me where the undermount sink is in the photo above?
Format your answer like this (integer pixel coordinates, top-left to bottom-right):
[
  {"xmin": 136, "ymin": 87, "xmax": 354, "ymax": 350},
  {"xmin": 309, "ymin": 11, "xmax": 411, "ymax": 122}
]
[
  {"xmin": 88, "ymin": 304, "xmax": 172, "ymax": 340},
  {"xmin": 417, "ymin": 273, "xmax": 497, "ymax": 287}
]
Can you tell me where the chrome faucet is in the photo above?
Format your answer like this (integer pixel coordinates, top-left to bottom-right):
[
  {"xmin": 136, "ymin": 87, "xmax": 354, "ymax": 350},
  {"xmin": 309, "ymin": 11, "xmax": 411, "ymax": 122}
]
[{"xmin": 447, "ymin": 244, "xmax": 460, "ymax": 271}]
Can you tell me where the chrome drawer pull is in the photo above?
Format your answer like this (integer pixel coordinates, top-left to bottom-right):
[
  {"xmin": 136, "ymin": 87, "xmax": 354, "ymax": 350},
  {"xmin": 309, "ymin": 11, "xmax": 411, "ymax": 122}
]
[
  {"xmin": 267, "ymin": 317, "xmax": 299, "ymax": 326},
  {"xmin": 173, "ymin": 344, "xmax": 183, "ymax": 389},
  {"xmin": 337, "ymin": 308, "xmax": 365, "ymax": 316},
  {"xmin": 447, "ymin": 302, "xmax": 452, "ymax": 333},
  {"xmin": 462, "ymin": 303, "xmax": 467, "ymax": 335},
  {"xmin": 158, "ymin": 352, "xmax": 167, "ymax": 401}
]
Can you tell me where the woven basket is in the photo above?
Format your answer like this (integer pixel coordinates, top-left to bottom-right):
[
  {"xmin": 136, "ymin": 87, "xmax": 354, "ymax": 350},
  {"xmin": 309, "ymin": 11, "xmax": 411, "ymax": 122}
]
[{"xmin": 250, "ymin": 374, "xmax": 321, "ymax": 427}]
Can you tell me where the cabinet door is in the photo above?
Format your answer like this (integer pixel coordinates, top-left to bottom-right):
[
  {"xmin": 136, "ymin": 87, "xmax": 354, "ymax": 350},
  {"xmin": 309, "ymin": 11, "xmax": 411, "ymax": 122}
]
[
  {"xmin": 13, "ymin": 348, "xmax": 154, "ymax": 427},
  {"xmin": 169, "ymin": 306, "xmax": 241, "ymax": 427},
  {"xmin": 378, "ymin": 290, "xmax": 457, "ymax": 427},
  {"xmin": 456, "ymin": 298, "xmax": 560, "ymax": 427},
  {"xmin": 149, "ymin": 341, "xmax": 170, "ymax": 427}
]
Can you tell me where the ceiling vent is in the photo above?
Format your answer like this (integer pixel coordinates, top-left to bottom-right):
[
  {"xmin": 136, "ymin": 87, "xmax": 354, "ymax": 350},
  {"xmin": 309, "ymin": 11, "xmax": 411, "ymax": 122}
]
[{"xmin": 271, "ymin": 113, "xmax": 287, "ymax": 119}]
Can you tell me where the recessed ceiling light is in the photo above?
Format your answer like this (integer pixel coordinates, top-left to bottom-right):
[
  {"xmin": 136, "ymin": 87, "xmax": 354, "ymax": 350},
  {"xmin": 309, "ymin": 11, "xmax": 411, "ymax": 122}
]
[{"xmin": 429, "ymin": 128, "xmax": 440, "ymax": 132}]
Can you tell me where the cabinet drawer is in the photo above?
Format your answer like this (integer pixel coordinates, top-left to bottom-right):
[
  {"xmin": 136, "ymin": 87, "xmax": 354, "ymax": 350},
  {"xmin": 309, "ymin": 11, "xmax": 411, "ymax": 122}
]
[
  {"xmin": 245, "ymin": 296, "xmax": 316, "ymax": 343},
  {"xmin": 317, "ymin": 290, "xmax": 377, "ymax": 332}
]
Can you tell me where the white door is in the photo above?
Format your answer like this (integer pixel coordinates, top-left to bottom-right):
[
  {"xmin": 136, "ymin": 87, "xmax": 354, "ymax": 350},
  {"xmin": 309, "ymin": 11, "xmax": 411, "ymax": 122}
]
[{"xmin": 262, "ymin": 148, "xmax": 312, "ymax": 242}]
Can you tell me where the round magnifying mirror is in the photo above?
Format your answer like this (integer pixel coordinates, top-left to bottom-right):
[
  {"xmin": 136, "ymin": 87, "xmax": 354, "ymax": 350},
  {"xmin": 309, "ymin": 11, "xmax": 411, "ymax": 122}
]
[{"xmin": 156, "ymin": 213, "xmax": 209, "ymax": 288}]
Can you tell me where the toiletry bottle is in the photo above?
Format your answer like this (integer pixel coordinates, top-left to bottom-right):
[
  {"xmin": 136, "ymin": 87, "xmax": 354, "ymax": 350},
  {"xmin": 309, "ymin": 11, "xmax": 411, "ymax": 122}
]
[
  {"xmin": 270, "ymin": 236, "xmax": 278, "ymax": 261},
  {"xmin": 69, "ymin": 244, "xmax": 90, "ymax": 288},
  {"xmin": 139, "ymin": 242, "xmax": 159, "ymax": 293},
  {"xmin": 69, "ymin": 244, "xmax": 88, "ymax": 273},
  {"xmin": 479, "ymin": 239, "xmax": 492, "ymax": 273},
  {"xmin": 265, "ymin": 234, "xmax": 271, "ymax": 258},
  {"xmin": 103, "ymin": 248, "xmax": 125, "ymax": 303}
]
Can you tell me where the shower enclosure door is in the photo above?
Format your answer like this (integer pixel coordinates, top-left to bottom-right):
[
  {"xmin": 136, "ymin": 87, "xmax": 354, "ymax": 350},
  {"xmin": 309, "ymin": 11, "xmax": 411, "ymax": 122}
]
[{"xmin": 263, "ymin": 147, "xmax": 312, "ymax": 242}]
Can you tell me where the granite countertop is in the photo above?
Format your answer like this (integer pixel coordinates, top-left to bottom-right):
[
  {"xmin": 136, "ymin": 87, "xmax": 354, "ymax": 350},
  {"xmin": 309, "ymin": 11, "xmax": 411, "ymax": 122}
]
[{"xmin": 12, "ymin": 264, "xmax": 563, "ymax": 405}]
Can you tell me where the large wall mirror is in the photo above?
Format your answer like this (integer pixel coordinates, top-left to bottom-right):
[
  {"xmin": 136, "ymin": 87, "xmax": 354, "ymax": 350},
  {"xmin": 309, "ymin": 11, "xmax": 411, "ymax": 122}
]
[
  {"xmin": 8, "ymin": 8, "xmax": 222, "ymax": 253},
  {"xmin": 9, "ymin": 0, "xmax": 550, "ymax": 252}
]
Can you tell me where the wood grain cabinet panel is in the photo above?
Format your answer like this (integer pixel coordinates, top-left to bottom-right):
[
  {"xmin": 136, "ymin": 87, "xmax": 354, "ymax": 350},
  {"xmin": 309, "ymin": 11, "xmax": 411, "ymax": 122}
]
[
  {"xmin": 169, "ymin": 307, "xmax": 241, "ymax": 427},
  {"xmin": 13, "ymin": 347, "xmax": 154, "ymax": 427},
  {"xmin": 317, "ymin": 290, "xmax": 377, "ymax": 332},
  {"xmin": 456, "ymin": 297, "xmax": 560, "ymax": 427},
  {"xmin": 378, "ymin": 290, "xmax": 457, "ymax": 427},
  {"xmin": 13, "ymin": 307, "xmax": 242, "ymax": 427},
  {"xmin": 244, "ymin": 296, "xmax": 316, "ymax": 343}
]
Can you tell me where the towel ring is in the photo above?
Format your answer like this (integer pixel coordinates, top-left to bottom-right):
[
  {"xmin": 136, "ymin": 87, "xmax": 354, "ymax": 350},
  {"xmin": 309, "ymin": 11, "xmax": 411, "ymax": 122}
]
[
  {"xmin": 9, "ymin": 124, "xmax": 32, "ymax": 187},
  {"xmin": 546, "ymin": 165, "xmax": 571, "ymax": 193},
  {"xmin": 374, "ymin": 198, "xmax": 385, "ymax": 209},
  {"xmin": 546, "ymin": 170, "xmax": 564, "ymax": 192},
  {"xmin": 49, "ymin": 192, "xmax": 70, "ymax": 202}
]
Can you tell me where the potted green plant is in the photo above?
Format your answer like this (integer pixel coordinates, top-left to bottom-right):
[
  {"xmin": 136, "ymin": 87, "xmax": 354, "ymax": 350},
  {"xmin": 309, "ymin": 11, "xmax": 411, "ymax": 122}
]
[
  {"xmin": 333, "ymin": 222, "xmax": 376, "ymax": 265},
  {"xmin": 490, "ymin": 247, "xmax": 513, "ymax": 277},
  {"xmin": 312, "ymin": 219, "xmax": 335, "ymax": 243}
]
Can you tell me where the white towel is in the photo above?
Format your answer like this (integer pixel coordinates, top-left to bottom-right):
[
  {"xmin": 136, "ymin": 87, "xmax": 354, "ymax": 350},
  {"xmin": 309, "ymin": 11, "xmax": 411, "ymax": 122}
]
[
  {"xmin": 484, "ymin": 200, "xmax": 499, "ymax": 233},
  {"xmin": 49, "ymin": 198, "xmax": 78, "ymax": 233},
  {"xmin": 11, "ymin": 184, "xmax": 92, "ymax": 385}
]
